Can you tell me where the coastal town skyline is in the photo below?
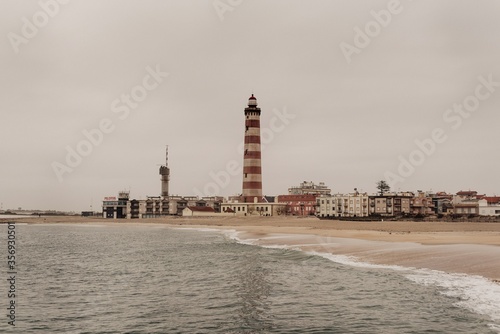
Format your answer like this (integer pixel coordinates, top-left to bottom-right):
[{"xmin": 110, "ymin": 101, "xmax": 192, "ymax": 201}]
[{"xmin": 1, "ymin": 1, "xmax": 500, "ymax": 212}]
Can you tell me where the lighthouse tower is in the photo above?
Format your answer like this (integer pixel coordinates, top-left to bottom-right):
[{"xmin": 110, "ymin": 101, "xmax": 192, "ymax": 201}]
[{"xmin": 242, "ymin": 94, "xmax": 263, "ymax": 203}]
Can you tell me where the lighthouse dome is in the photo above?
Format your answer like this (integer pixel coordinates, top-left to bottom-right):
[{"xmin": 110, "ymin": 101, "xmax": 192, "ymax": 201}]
[{"xmin": 248, "ymin": 94, "xmax": 258, "ymax": 107}]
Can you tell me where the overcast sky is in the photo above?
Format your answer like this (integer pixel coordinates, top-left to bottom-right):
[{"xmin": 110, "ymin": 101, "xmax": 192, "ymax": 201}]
[{"xmin": 1, "ymin": 0, "xmax": 499, "ymax": 212}]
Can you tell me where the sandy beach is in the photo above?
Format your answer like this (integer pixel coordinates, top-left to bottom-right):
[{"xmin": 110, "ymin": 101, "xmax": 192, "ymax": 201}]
[{"xmin": 4, "ymin": 215, "xmax": 500, "ymax": 282}]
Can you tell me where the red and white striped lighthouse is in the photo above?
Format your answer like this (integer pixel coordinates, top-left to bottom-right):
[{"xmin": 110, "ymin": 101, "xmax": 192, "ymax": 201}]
[{"xmin": 242, "ymin": 94, "xmax": 263, "ymax": 203}]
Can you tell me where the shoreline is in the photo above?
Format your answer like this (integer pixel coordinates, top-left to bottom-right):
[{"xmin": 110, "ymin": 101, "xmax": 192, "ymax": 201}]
[{"xmin": 4, "ymin": 215, "xmax": 500, "ymax": 282}]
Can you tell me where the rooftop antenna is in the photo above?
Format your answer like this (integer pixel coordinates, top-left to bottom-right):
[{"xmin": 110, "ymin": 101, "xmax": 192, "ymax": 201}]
[{"xmin": 166, "ymin": 145, "xmax": 169, "ymax": 167}]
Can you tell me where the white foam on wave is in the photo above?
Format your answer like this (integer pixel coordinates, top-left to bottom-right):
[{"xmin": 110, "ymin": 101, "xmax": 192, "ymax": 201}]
[
  {"xmin": 222, "ymin": 229, "xmax": 262, "ymax": 246},
  {"xmin": 171, "ymin": 227, "xmax": 226, "ymax": 233},
  {"xmin": 307, "ymin": 250, "xmax": 410, "ymax": 272},
  {"xmin": 489, "ymin": 324, "xmax": 500, "ymax": 332},
  {"xmin": 227, "ymin": 229, "xmax": 500, "ymax": 331},
  {"xmin": 226, "ymin": 231, "xmax": 408, "ymax": 270},
  {"xmin": 406, "ymin": 269, "xmax": 500, "ymax": 328}
]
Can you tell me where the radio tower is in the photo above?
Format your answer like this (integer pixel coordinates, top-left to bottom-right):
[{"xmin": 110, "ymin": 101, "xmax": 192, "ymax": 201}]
[
  {"xmin": 159, "ymin": 146, "xmax": 170, "ymax": 197},
  {"xmin": 242, "ymin": 94, "xmax": 263, "ymax": 203}
]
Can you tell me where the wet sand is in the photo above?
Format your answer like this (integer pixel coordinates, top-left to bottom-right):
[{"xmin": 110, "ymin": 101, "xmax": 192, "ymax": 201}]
[{"xmin": 4, "ymin": 215, "xmax": 500, "ymax": 282}]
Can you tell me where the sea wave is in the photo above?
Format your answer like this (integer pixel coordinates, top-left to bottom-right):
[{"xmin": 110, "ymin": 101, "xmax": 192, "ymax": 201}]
[
  {"xmin": 172, "ymin": 227, "xmax": 233, "ymax": 233},
  {"xmin": 406, "ymin": 269, "xmax": 500, "ymax": 326},
  {"xmin": 227, "ymin": 229, "xmax": 500, "ymax": 332}
]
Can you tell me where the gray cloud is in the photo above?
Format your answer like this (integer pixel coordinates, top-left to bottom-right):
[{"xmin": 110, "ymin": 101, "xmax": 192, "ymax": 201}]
[{"xmin": 1, "ymin": 0, "xmax": 499, "ymax": 211}]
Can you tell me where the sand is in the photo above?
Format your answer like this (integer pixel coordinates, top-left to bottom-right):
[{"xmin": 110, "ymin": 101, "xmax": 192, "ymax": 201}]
[{"xmin": 3, "ymin": 215, "xmax": 500, "ymax": 282}]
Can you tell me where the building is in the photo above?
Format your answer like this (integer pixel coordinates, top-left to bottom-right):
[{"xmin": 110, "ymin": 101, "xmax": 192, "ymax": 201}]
[
  {"xmin": 133, "ymin": 196, "xmax": 170, "ymax": 218},
  {"xmin": 288, "ymin": 181, "xmax": 331, "ymax": 196},
  {"xmin": 81, "ymin": 211, "xmax": 97, "ymax": 217},
  {"xmin": 452, "ymin": 190, "xmax": 482, "ymax": 216},
  {"xmin": 453, "ymin": 201, "xmax": 479, "ymax": 216},
  {"xmin": 369, "ymin": 192, "xmax": 413, "ymax": 217},
  {"xmin": 277, "ymin": 194, "xmax": 317, "ymax": 216},
  {"xmin": 455, "ymin": 190, "xmax": 480, "ymax": 200},
  {"xmin": 182, "ymin": 206, "xmax": 216, "ymax": 217},
  {"xmin": 316, "ymin": 192, "xmax": 370, "ymax": 218},
  {"xmin": 479, "ymin": 197, "xmax": 500, "ymax": 216},
  {"xmin": 220, "ymin": 202, "xmax": 286, "ymax": 216},
  {"xmin": 241, "ymin": 94, "xmax": 263, "ymax": 203},
  {"xmin": 103, "ymin": 193, "xmax": 223, "ymax": 219},
  {"xmin": 410, "ymin": 191, "xmax": 435, "ymax": 216},
  {"xmin": 102, "ymin": 191, "xmax": 130, "ymax": 218},
  {"xmin": 221, "ymin": 194, "xmax": 286, "ymax": 216},
  {"xmin": 431, "ymin": 192, "xmax": 454, "ymax": 216}
]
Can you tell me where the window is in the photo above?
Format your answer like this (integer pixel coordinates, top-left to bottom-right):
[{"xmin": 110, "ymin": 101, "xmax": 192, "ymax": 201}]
[
  {"xmin": 245, "ymin": 173, "xmax": 247, "ymax": 178},
  {"xmin": 238, "ymin": 207, "xmax": 241, "ymax": 212},
  {"xmin": 265, "ymin": 207, "xmax": 268, "ymax": 211}
]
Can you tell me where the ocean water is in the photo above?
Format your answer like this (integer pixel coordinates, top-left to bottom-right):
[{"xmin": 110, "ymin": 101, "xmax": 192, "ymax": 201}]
[{"xmin": 0, "ymin": 223, "xmax": 499, "ymax": 333}]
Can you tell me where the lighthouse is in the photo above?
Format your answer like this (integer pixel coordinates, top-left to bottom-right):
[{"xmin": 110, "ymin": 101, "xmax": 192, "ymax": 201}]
[{"xmin": 242, "ymin": 94, "xmax": 263, "ymax": 203}]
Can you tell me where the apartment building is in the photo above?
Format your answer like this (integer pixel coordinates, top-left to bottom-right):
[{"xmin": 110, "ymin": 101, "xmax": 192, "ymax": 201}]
[{"xmin": 316, "ymin": 192, "xmax": 369, "ymax": 218}]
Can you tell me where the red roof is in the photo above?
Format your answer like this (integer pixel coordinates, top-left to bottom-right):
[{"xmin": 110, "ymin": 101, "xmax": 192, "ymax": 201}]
[
  {"xmin": 483, "ymin": 196, "xmax": 500, "ymax": 204},
  {"xmin": 456, "ymin": 191, "xmax": 478, "ymax": 196},
  {"xmin": 186, "ymin": 206, "xmax": 215, "ymax": 212},
  {"xmin": 249, "ymin": 94, "xmax": 256, "ymax": 100}
]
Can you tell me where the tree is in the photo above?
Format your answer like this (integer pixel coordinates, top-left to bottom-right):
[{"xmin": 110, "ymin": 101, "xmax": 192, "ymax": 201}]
[{"xmin": 376, "ymin": 180, "xmax": 390, "ymax": 195}]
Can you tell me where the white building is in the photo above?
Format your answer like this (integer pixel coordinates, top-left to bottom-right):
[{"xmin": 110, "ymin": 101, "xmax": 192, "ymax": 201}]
[
  {"xmin": 452, "ymin": 191, "xmax": 481, "ymax": 216},
  {"xmin": 478, "ymin": 198, "xmax": 500, "ymax": 216},
  {"xmin": 220, "ymin": 202, "xmax": 286, "ymax": 216},
  {"xmin": 316, "ymin": 193, "xmax": 369, "ymax": 218},
  {"xmin": 288, "ymin": 181, "xmax": 331, "ymax": 196}
]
